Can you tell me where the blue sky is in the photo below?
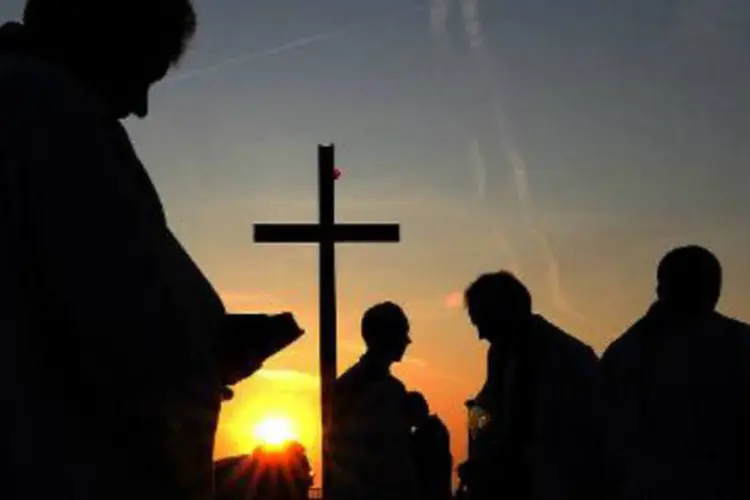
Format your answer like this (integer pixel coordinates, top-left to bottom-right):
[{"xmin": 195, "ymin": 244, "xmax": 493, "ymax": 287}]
[{"xmin": 3, "ymin": 0, "xmax": 750, "ymax": 475}]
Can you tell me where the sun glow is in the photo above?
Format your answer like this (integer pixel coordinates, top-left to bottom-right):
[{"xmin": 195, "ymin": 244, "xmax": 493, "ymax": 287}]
[{"xmin": 253, "ymin": 416, "xmax": 298, "ymax": 448}]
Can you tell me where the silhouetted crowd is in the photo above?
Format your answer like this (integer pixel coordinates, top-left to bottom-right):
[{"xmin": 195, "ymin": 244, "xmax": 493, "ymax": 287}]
[
  {"xmin": 2, "ymin": 1, "xmax": 750, "ymax": 500},
  {"xmin": 329, "ymin": 245, "xmax": 750, "ymax": 500}
]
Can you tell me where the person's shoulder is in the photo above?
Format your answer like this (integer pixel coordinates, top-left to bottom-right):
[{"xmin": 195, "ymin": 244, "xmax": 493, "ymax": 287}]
[
  {"xmin": 600, "ymin": 313, "xmax": 650, "ymax": 364},
  {"xmin": 385, "ymin": 373, "xmax": 407, "ymax": 394},
  {"xmin": 536, "ymin": 315, "xmax": 597, "ymax": 365},
  {"xmin": 716, "ymin": 312, "xmax": 750, "ymax": 334},
  {"xmin": 334, "ymin": 362, "xmax": 361, "ymax": 390},
  {"xmin": 429, "ymin": 414, "xmax": 449, "ymax": 433},
  {"xmin": 0, "ymin": 52, "xmax": 109, "ymax": 126},
  {"xmin": 713, "ymin": 312, "xmax": 750, "ymax": 351},
  {"xmin": 334, "ymin": 359, "xmax": 384, "ymax": 393}
]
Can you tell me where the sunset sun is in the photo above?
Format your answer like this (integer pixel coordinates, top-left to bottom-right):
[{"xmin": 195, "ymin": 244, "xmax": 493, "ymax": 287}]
[{"xmin": 253, "ymin": 416, "xmax": 298, "ymax": 448}]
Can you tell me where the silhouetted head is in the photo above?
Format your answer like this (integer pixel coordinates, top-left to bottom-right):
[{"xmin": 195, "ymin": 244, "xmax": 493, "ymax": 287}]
[
  {"xmin": 405, "ymin": 391, "xmax": 430, "ymax": 428},
  {"xmin": 361, "ymin": 302, "xmax": 411, "ymax": 364},
  {"xmin": 22, "ymin": 0, "xmax": 196, "ymax": 118},
  {"xmin": 656, "ymin": 245, "xmax": 722, "ymax": 313},
  {"xmin": 464, "ymin": 271, "xmax": 532, "ymax": 343}
]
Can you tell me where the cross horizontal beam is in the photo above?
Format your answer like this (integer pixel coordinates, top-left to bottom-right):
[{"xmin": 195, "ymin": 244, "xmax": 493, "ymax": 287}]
[{"xmin": 254, "ymin": 223, "xmax": 400, "ymax": 243}]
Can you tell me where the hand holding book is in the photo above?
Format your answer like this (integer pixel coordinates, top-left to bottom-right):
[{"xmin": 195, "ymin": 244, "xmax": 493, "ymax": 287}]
[{"xmin": 216, "ymin": 312, "xmax": 305, "ymax": 388}]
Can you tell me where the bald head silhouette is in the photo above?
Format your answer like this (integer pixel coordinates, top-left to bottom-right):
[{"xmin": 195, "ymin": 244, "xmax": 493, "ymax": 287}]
[
  {"xmin": 361, "ymin": 302, "xmax": 411, "ymax": 363},
  {"xmin": 656, "ymin": 245, "xmax": 722, "ymax": 313}
]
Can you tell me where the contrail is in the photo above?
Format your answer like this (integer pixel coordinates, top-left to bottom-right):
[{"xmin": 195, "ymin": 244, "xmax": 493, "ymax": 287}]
[
  {"xmin": 430, "ymin": 0, "xmax": 449, "ymax": 37},
  {"xmin": 455, "ymin": 0, "xmax": 585, "ymax": 322},
  {"xmin": 505, "ymin": 142, "xmax": 587, "ymax": 322},
  {"xmin": 456, "ymin": 1, "xmax": 523, "ymax": 281},
  {"xmin": 491, "ymin": 87, "xmax": 586, "ymax": 321},
  {"xmin": 460, "ymin": 0, "xmax": 483, "ymax": 49},
  {"xmin": 469, "ymin": 138, "xmax": 487, "ymax": 199},
  {"xmin": 163, "ymin": 3, "xmax": 428, "ymax": 86},
  {"xmin": 163, "ymin": 33, "xmax": 339, "ymax": 85}
]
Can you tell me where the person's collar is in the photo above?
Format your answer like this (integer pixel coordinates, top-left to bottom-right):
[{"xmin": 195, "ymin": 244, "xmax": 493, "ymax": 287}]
[
  {"xmin": 640, "ymin": 300, "xmax": 716, "ymax": 336},
  {"xmin": 0, "ymin": 22, "xmax": 119, "ymax": 120},
  {"xmin": 0, "ymin": 22, "xmax": 36, "ymax": 53},
  {"xmin": 360, "ymin": 351, "xmax": 392, "ymax": 373},
  {"xmin": 648, "ymin": 299, "xmax": 713, "ymax": 320},
  {"xmin": 490, "ymin": 315, "xmax": 536, "ymax": 352}
]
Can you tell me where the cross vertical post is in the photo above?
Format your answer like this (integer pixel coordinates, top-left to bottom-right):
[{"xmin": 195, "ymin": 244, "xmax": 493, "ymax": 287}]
[
  {"xmin": 318, "ymin": 144, "xmax": 337, "ymax": 496},
  {"xmin": 253, "ymin": 143, "xmax": 401, "ymax": 496}
]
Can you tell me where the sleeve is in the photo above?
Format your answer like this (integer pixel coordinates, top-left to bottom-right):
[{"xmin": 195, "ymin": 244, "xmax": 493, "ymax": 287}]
[
  {"xmin": 215, "ymin": 314, "xmax": 272, "ymax": 386},
  {"xmin": 10, "ymin": 78, "xmax": 189, "ymax": 421},
  {"xmin": 475, "ymin": 344, "xmax": 502, "ymax": 410}
]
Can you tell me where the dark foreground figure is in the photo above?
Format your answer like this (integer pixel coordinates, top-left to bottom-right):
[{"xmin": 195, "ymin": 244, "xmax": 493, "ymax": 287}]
[
  {"xmin": 0, "ymin": 2, "xmax": 303, "ymax": 499},
  {"xmin": 601, "ymin": 246, "xmax": 750, "ymax": 500},
  {"xmin": 405, "ymin": 391, "xmax": 453, "ymax": 500},
  {"xmin": 458, "ymin": 272, "xmax": 601, "ymax": 500},
  {"xmin": 329, "ymin": 302, "xmax": 422, "ymax": 500}
]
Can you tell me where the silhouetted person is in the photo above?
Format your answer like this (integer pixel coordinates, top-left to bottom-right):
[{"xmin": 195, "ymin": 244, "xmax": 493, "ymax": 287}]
[
  {"xmin": 0, "ymin": 3, "xmax": 303, "ymax": 500},
  {"xmin": 600, "ymin": 246, "xmax": 750, "ymax": 500},
  {"xmin": 329, "ymin": 302, "xmax": 422, "ymax": 500},
  {"xmin": 405, "ymin": 391, "xmax": 453, "ymax": 500},
  {"xmin": 457, "ymin": 271, "xmax": 601, "ymax": 500},
  {"xmin": 214, "ymin": 442, "xmax": 313, "ymax": 500}
]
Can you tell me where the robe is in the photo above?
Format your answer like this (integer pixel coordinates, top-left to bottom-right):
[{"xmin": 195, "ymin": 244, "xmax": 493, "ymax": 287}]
[
  {"xmin": 329, "ymin": 354, "xmax": 422, "ymax": 500},
  {"xmin": 467, "ymin": 314, "xmax": 602, "ymax": 500},
  {"xmin": 601, "ymin": 303, "xmax": 750, "ymax": 500},
  {"xmin": 0, "ymin": 22, "xmax": 226, "ymax": 500}
]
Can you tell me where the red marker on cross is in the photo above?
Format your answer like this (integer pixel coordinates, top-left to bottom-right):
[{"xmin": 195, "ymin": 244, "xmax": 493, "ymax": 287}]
[{"xmin": 333, "ymin": 167, "xmax": 343, "ymax": 180}]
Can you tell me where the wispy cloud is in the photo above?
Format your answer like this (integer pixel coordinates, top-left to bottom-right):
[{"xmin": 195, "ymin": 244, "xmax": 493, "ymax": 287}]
[
  {"xmin": 442, "ymin": 2, "xmax": 584, "ymax": 323},
  {"xmin": 506, "ymin": 138, "xmax": 587, "ymax": 322},
  {"xmin": 164, "ymin": 33, "xmax": 340, "ymax": 85},
  {"xmin": 460, "ymin": 0, "xmax": 483, "ymax": 50},
  {"xmin": 220, "ymin": 291, "xmax": 283, "ymax": 312},
  {"xmin": 255, "ymin": 368, "xmax": 319, "ymax": 389},
  {"xmin": 403, "ymin": 356, "xmax": 429, "ymax": 369},
  {"xmin": 489, "ymin": 226, "xmax": 523, "ymax": 277},
  {"xmin": 469, "ymin": 138, "xmax": 488, "ymax": 199},
  {"xmin": 163, "ymin": 4, "xmax": 428, "ymax": 86},
  {"xmin": 430, "ymin": 0, "xmax": 449, "ymax": 37},
  {"xmin": 340, "ymin": 338, "xmax": 365, "ymax": 355},
  {"xmin": 445, "ymin": 291, "xmax": 464, "ymax": 309}
]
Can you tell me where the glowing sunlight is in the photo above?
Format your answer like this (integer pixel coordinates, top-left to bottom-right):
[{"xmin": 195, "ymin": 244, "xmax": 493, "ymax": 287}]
[{"xmin": 254, "ymin": 416, "xmax": 298, "ymax": 449}]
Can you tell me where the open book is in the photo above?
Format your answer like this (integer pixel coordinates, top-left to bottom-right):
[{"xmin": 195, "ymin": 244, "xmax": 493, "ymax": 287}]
[{"xmin": 216, "ymin": 313, "xmax": 305, "ymax": 388}]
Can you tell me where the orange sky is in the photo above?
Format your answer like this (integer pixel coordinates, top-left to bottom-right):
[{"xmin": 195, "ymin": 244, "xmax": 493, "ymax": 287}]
[
  {"xmin": 2, "ymin": 0, "xmax": 749, "ymax": 491},
  {"xmin": 209, "ymin": 204, "xmax": 750, "ymax": 486}
]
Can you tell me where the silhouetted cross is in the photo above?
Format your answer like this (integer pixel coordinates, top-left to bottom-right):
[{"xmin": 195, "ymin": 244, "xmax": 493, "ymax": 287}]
[{"xmin": 253, "ymin": 144, "xmax": 400, "ymax": 494}]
